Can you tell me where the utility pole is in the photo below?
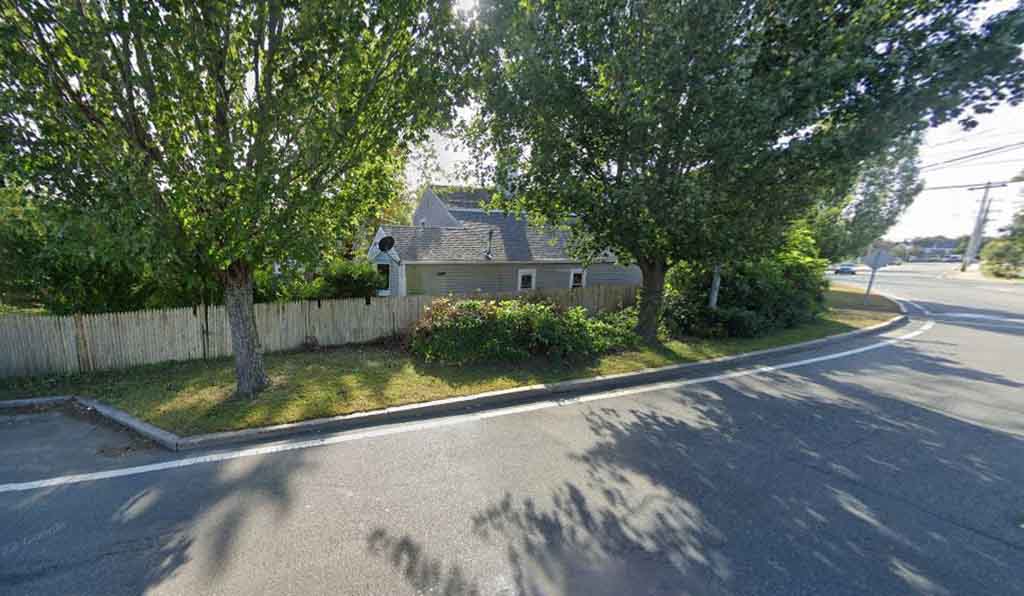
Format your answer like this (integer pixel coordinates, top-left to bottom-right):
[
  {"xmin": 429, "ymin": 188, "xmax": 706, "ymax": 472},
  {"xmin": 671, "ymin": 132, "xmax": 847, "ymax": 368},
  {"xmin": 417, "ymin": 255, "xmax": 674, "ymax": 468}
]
[{"xmin": 961, "ymin": 182, "xmax": 1007, "ymax": 272}]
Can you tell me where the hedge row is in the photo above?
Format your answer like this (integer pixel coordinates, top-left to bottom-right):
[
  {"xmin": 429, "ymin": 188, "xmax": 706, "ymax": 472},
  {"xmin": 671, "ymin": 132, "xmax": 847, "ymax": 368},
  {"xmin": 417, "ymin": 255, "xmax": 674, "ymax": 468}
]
[{"xmin": 409, "ymin": 297, "xmax": 639, "ymax": 365}]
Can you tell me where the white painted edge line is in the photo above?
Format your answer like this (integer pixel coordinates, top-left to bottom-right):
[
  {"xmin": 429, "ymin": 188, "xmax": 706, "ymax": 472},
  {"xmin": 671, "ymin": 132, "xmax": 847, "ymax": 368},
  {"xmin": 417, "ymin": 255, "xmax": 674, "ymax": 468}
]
[
  {"xmin": 0, "ymin": 316, "xmax": 933, "ymax": 495},
  {"xmin": 882, "ymin": 290, "xmax": 1023, "ymax": 324},
  {"xmin": 932, "ymin": 313, "xmax": 1024, "ymax": 324},
  {"xmin": 880, "ymin": 292, "xmax": 931, "ymax": 316},
  {"xmin": 942, "ymin": 320, "xmax": 1024, "ymax": 330}
]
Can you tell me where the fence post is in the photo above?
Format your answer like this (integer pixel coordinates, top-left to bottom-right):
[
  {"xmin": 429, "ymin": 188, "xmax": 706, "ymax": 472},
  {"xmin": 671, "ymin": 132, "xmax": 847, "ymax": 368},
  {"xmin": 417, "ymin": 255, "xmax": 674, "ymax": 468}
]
[
  {"xmin": 391, "ymin": 301, "xmax": 398, "ymax": 339},
  {"xmin": 72, "ymin": 313, "xmax": 94, "ymax": 373},
  {"xmin": 200, "ymin": 303, "xmax": 210, "ymax": 361}
]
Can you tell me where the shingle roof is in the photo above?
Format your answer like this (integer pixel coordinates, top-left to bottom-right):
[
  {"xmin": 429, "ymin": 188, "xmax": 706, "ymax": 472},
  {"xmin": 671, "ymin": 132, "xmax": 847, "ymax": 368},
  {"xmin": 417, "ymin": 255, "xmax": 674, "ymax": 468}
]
[
  {"xmin": 432, "ymin": 186, "xmax": 495, "ymax": 210},
  {"xmin": 380, "ymin": 211, "xmax": 572, "ymax": 262}
]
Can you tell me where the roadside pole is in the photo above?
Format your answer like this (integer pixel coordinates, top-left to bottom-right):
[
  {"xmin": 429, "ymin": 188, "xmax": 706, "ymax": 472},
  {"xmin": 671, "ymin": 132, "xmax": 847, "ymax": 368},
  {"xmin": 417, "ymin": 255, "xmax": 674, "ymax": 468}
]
[
  {"xmin": 865, "ymin": 267, "xmax": 878, "ymax": 302},
  {"xmin": 961, "ymin": 182, "xmax": 1006, "ymax": 272},
  {"xmin": 863, "ymin": 249, "xmax": 889, "ymax": 304}
]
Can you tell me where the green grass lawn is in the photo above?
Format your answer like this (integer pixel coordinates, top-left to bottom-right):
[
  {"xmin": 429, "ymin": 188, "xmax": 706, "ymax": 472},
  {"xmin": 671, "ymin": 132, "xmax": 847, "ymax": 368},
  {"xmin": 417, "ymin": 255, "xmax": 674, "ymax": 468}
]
[
  {"xmin": 981, "ymin": 268, "xmax": 1023, "ymax": 282},
  {"xmin": 0, "ymin": 285, "xmax": 900, "ymax": 436},
  {"xmin": 0, "ymin": 302, "xmax": 46, "ymax": 316}
]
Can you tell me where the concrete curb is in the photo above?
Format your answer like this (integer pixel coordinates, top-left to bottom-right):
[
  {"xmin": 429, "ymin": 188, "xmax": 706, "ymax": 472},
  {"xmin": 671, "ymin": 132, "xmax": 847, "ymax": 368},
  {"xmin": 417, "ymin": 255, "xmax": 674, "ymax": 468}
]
[
  {"xmin": 75, "ymin": 398, "xmax": 182, "ymax": 451},
  {"xmin": 3, "ymin": 309, "xmax": 909, "ymax": 453},
  {"xmin": 0, "ymin": 396, "xmax": 73, "ymax": 410}
]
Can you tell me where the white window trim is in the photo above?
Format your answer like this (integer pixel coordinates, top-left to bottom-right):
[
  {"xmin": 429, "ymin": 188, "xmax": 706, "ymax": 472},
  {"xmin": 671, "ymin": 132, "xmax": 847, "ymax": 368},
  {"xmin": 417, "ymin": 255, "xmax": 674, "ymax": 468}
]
[
  {"xmin": 517, "ymin": 268, "xmax": 537, "ymax": 292},
  {"xmin": 569, "ymin": 268, "xmax": 586, "ymax": 289}
]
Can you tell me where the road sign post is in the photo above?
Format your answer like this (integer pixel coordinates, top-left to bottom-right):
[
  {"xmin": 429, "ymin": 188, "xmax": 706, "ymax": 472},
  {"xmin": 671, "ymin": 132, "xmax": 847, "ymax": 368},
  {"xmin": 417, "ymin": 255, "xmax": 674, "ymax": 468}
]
[{"xmin": 863, "ymin": 249, "xmax": 890, "ymax": 303}]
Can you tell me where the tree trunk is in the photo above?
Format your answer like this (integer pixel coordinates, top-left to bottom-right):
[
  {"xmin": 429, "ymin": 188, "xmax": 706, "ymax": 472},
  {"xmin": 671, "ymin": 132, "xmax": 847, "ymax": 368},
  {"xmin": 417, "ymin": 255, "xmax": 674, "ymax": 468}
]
[
  {"xmin": 636, "ymin": 259, "xmax": 667, "ymax": 343},
  {"xmin": 222, "ymin": 261, "xmax": 269, "ymax": 397},
  {"xmin": 708, "ymin": 264, "xmax": 722, "ymax": 310}
]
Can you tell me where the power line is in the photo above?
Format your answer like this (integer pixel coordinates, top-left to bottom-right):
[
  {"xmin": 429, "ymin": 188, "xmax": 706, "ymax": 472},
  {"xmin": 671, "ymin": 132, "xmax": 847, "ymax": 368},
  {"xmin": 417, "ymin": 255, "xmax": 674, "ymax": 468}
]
[
  {"xmin": 923, "ymin": 129, "xmax": 1024, "ymax": 151},
  {"xmin": 921, "ymin": 158, "xmax": 1024, "ymax": 172},
  {"xmin": 924, "ymin": 126, "xmax": 1002, "ymax": 148},
  {"xmin": 920, "ymin": 180, "xmax": 1023, "ymax": 191},
  {"xmin": 919, "ymin": 142, "xmax": 1024, "ymax": 170}
]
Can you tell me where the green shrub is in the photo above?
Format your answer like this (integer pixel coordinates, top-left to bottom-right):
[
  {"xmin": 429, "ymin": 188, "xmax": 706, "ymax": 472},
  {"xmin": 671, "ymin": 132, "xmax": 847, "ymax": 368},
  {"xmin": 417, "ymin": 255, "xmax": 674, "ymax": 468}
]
[
  {"xmin": 660, "ymin": 297, "xmax": 765, "ymax": 339},
  {"xmin": 663, "ymin": 225, "xmax": 827, "ymax": 338},
  {"xmin": 256, "ymin": 259, "xmax": 385, "ymax": 302},
  {"xmin": 253, "ymin": 268, "xmax": 318, "ymax": 302},
  {"xmin": 319, "ymin": 259, "xmax": 386, "ymax": 299},
  {"xmin": 409, "ymin": 297, "xmax": 639, "ymax": 365},
  {"xmin": 716, "ymin": 306, "xmax": 766, "ymax": 338},
  {"xmin": 980, "ymin": 239, "xmax": 1023, "ymax": 278},
  {"xmin": 591, "ymin": 306, "xmax": 643, "ymax": 351}
]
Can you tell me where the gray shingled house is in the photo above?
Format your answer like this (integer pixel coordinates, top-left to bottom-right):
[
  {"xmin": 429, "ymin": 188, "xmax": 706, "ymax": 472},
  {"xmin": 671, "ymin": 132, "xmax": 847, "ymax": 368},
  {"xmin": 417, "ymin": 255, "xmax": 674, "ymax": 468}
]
[{"xmin": 366, "ymin": 186, "xmax": 642, "ymax": 296}]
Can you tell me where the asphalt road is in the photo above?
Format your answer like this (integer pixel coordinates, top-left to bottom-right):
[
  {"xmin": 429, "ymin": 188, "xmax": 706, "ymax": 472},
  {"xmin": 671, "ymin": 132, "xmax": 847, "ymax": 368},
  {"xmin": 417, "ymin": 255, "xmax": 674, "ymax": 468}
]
[{"xmin": 2, "ymin": 262, "xmax": 1022, "ymax": 596}]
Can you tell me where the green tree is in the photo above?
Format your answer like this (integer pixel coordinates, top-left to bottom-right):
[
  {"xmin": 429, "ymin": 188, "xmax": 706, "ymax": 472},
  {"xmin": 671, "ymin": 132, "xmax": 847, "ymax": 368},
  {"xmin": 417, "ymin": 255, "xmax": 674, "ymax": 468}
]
[
  {"xmin": 809, "ymin": 134, "xmax": 924, "ymax": 262},
  {"xmin": 980, "ymin": 239, "xmax": 1023, "ymax": 277},
  {"xmin": 1000, "ymin": 206, "xmax": 1024, "ymax": 242},
  {"xmin": 0, "ymin": 182, "xmax": 159, "ymax": 313},
  {"xmin": 984, "ymin": 175, "xmax": 1024, "ymax": 277},
  {"xmin": 470, "ymin": 0, "xmax": 1023, "ymax": 340},
  {"xmin": 0, "ymin": 180, "xmax": 227, "ymax": 313},
  {"xmin": 0, "ymin": 1, "xmax": 468, "ymax": 394}
]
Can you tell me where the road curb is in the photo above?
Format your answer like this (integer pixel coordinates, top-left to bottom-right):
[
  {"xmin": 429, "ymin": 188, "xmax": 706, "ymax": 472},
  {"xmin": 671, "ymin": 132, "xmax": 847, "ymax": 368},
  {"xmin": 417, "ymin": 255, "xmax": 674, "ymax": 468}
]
[
  {"xmin": 0, "ymin": 396, "xmax": 74, "ymax": 410},
  {"xmin": 75, "ymin": 398, "xmax": 182, "ymax": 451},
  {"xmin": 3, "ymin": 311, "xmax": 909, "ymax": 453}
]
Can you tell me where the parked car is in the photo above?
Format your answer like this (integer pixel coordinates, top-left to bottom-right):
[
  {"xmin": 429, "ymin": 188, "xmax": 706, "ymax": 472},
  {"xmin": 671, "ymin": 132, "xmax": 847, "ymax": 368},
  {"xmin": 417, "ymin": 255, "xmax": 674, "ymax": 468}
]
[
  {"xmin": 944, "ymin": 254, "xmax": 963, "ymax": 263},
  {"xmin": 833, "ymin": 263, "xmax": 857, "ymax": 275}
]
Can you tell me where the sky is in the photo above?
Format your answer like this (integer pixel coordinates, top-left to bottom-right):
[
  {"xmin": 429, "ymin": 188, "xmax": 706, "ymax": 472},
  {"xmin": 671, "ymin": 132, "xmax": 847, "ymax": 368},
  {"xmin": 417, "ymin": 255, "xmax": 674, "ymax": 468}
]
[{"xmin": 883, "ymin": 101, "xmax": 1024, "ymax": 241}]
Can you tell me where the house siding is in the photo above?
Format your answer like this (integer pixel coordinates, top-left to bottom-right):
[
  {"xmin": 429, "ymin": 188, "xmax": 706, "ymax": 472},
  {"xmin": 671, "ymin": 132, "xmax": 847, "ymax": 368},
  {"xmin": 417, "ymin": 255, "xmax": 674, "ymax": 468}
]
[
  {"xmin": 407, "ymin": 264, "xmax": 515, "ymax": 295},
  {"xmin": 586, "ymin": 263, "xmax": 643, "ymax": 286},
  {"xmin": 405, "ymin": 262, "xmax": 641, "ymax": 295}
]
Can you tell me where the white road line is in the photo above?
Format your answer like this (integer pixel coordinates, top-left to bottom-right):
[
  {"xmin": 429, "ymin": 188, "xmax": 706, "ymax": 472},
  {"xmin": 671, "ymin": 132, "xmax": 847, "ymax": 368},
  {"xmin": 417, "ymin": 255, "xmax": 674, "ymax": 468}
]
[
  {"xmin": 932, "ymin": 313, "xmax": 1024, "ymax": 324},
  {"xmin": 879, "ymin": 293, "xmax": 931, "ymax": 316},
  {"xmin": 0, "ymin": 320, "xmax": 935, "ymax": 495},
  {"xmin": 942, "ymin": 320, "xmax": 1024, "ymax": 330}
]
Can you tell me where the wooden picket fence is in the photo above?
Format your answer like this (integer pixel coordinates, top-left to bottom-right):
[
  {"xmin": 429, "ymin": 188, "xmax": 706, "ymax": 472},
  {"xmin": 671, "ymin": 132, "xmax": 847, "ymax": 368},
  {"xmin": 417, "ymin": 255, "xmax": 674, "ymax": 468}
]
[{"xmin": 0, "ymin": 285, "xmax": 637, "ymax": 379}]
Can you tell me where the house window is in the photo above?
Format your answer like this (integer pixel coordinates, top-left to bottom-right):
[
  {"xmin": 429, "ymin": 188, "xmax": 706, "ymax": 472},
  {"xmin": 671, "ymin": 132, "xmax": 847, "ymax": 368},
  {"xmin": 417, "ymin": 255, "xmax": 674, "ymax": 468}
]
[
  {"xmin": 377, "ymin": 264, "xmax": 391, "ymax": 296},
  {"xmin": 518, "ymin": 268, "xmax": 536, "ymax": 292},
  {"xmin": 570, "ymin": 268, "xmax": 586, "ymax": 289}
]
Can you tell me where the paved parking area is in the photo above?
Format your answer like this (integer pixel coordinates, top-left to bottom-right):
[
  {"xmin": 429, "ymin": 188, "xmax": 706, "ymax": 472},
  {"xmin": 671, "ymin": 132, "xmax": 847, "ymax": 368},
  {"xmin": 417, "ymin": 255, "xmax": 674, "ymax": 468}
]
[{"xmin": 0, "ymin": 405, "xmax": 160, "ymax": 484}]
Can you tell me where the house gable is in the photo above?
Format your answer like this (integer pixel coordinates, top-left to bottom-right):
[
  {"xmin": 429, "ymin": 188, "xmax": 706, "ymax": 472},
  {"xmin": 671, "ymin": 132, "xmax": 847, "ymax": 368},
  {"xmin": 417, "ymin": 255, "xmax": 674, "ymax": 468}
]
[
  {"xmin": 411, "ymin": 187, "xmax": 460, "ymax": 228},
  {"xmin": 374, "ymin": 185, "xmax": 623, "ymax": 267},
  {"xmin": 367, "ymin": 227, "xmax": 401, "ymax": 264}
]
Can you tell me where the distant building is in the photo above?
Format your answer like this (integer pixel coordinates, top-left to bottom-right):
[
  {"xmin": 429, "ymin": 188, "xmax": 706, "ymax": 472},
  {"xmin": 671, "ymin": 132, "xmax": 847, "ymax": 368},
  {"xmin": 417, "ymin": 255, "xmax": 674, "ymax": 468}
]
[
  {"xmin": 920, "ymin": 238, "xmax": 959, "ymax": 259},
  {"xmin": 367, "ymin": 186, "xmax": 641, "ymax": 296}
]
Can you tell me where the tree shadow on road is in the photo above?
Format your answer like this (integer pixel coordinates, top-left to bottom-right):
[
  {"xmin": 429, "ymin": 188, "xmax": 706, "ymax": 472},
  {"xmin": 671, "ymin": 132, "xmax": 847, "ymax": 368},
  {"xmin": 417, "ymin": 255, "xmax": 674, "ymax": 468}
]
[
  {"xmin": 0, "ymin": 446, "xmax": 314, "ymax": 595},
  {"xmin": 909, "ymin": 299, "xmax": 1023, "ymax": 322},
  {"xmin": 366, "ymin": 528, "xmax": 483, "ymax": 596},
  {"xmin": 366, "ymin": 341, "xmax": 1024, "ymax": 595}
]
